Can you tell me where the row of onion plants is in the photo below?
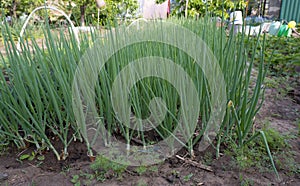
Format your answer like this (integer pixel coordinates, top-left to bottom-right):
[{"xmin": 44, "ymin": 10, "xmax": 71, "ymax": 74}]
[{"xmin": 0, "ymin": 17, "xmax": 277, "ymax": 175}]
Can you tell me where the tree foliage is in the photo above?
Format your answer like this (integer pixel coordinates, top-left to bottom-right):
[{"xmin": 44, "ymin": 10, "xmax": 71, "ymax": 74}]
[
  {"xmin": 70, "ymin": 0, "xmax": 139, "ymax": 26},
  {"xmin": 0, "ymin": 0, "xmax": 248, "ymax": 26},
  {"xmin": 0, "ymin": 0, "xmax": 139, "ymax": 26},
  {"xmin": 0, "ymin": 0, "xmax": 44, "ymax": 17},
  {"xmin": 172, "ymin": 0, "xmax": 247, "ymax": 18}
]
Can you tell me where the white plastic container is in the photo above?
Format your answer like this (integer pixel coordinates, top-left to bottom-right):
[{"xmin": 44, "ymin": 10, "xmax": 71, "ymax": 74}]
[
  {"xmin": 229, "ymin": 11, "xmax": 243, "ymax": 34},
  {"xmin": 230, "ymin": 11, "xmax": 243, "ymax": 25}
]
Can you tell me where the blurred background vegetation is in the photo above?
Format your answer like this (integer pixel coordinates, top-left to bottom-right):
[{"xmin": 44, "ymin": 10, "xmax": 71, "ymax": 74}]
[{"xmin": 0, "ymin": 0, "xmax": 250, "ymax": 27}]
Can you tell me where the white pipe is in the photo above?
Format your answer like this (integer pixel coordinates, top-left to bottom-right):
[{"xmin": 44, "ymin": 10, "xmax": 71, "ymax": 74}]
[
  {"xmin": 185, "ymin": 0, "xmax": 189, "ymax": 18},
  {"xmin": 17, "ymin": 5, "xmax": 80, "ymax": 51},
  {"xmin": 127, "ymin": 18, "xmax": 148, "ymax": 30}
]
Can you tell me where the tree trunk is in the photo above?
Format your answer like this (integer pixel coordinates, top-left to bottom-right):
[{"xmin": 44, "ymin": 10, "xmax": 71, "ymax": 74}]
[
  {"xmin": 11, "ymin": 0, "xmax": 19, "ymax": 18},
  {"xmin": 80, "ymin": 0, "xmax": 90, "ymax": 26},
  {"xmin": 80, "ymin": 5, "xmax": 86, "ymax": 26}
]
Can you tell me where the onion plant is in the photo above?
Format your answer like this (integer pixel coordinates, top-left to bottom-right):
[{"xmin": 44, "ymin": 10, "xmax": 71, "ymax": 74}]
[
  {"xmin": 92, "ymin": 18, "xmax": 276, "ymax": 173},
  {"xmin": 0, "ymin": 21, "xmax": 83, "ymax": 160}
]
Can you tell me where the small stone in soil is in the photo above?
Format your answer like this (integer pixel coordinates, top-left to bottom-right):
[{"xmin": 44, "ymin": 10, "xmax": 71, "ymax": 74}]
[
  {"xmin": 0, "ymin": 173, "xmax": 8, "ymax": 181},
  {"xmin": 166, "ymin": 175, "xmax": 176, "ymax": 183}
]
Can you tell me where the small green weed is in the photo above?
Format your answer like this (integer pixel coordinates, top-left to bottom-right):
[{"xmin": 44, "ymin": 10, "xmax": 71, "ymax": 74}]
[
  {"xmin": 69, "ymin": 171, "xmax": 95, "ymax": 186},
  {"xmin": 19, "ymin": 151, "xmax": 45, "ymax": 162},
  {"xmin": 0, "ymin": 134, "xmax": 9, "ymax": 155},
  {"xmin": 260, "ymin": 128, "xmax": 287, "ymax": 151},
  {"xmin": 136, "ymin": 179, "xmax": 148, "ymax": 186},
  {"xmin": 148, "ymin": 165, "xmax": 159, "ymax": 173},
  {"xmin": 134, "ymin": 165, "xmax": 159, "ymax": 176},
  {"xmin": 183, "ymin": 173, "xmax": 193, "ymax": 182},
  {"xmin": 135, "ymin": 166, "xmax": 147, "ymax": 175},
  {"xmin": 239, "ymin": 174, "xmax": 254, "ymax": 186},
  {"xmin": 90, "ymin": 155, "xmax": 128, "ymax": 182},
  {"xmin": 296, "ymin": 119, "xmax": 300, "ymax": 136},
  {"xmin": 203, "ymin": 151, "xmax": 214, "ymax": 166},
  {"xmin": 226, "ymin": 127, "xmax": 289, "ymax": 171},
  {"xmin": 70, "ymin": 175, "xmax": 81, "ymax": 186},
  {"xmin": 264, "ymin": 76, "xmax": 294, "ymax": 99}
]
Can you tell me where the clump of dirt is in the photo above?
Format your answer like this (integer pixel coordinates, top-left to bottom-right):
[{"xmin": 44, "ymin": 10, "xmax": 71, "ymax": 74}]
[
  {"xmin": 288, "ymin": 77, "xmax": 300, "ymax": 104},
  {"xmin": 40, "ymin": 140, "xmax": 90, "ymax": 172}
]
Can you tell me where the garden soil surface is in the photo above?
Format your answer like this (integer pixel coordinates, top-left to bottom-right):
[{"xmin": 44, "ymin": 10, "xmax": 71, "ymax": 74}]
[{"xmin": 0, "ymin": 42, "xmax": 300, "ymax": 185}]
